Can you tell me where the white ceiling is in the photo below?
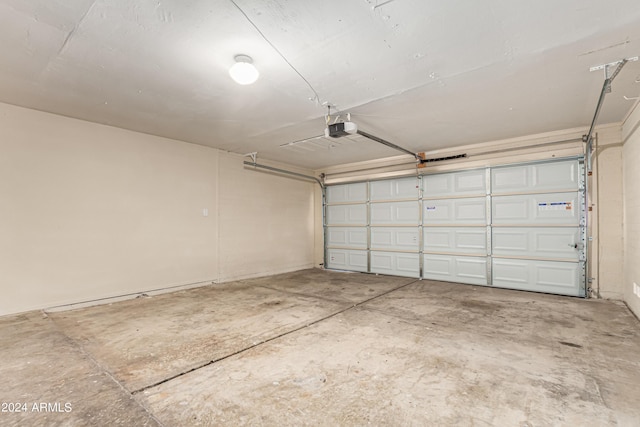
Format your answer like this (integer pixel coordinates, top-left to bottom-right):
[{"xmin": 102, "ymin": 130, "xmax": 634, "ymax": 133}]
[{"xmin": 1, "ymin": 0, "xmax": 640, "ymax": 169}]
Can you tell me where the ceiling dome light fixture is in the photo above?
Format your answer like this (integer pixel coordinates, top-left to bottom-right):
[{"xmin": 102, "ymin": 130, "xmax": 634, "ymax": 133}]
[{"xmin": 229, "ymin": 54, "xmax": 259, "ymax": 85}]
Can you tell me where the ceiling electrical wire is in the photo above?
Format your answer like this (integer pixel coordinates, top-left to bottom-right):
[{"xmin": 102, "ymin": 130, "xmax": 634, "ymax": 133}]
[
  {"xmin": 228, "ymin": 0, "xmax": 322, "ymax": 105},
  {"xmin": 372, "ymin": 0, "xmax": 397, "ymax": 10}
]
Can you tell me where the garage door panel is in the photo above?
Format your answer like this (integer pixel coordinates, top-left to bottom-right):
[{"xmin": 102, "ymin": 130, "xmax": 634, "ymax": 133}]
[
  {"xmin": 370, "ymin": 177, "xmax": 418, "ymax": 200},
  {"xmin": 371, "ymin": 201, "xmax": 419, "ymax": 225},
  {"xmin": 456, "ymin": 229, "xmax": 488, "ymax": 253},
  {"xmin": 423, "ymin": 255, "xmax": 451, "ymax": 276},
  {"xmin": 423, "ymin": 169, "xmax": 486, "ymax": 197},
  {"xmin": 423, "ymin": 202, "xmax": 451, "ymax": 222},
  {"xmin": 423, "ymin": 254, "xmax": 487, "ymax": 285},
  {"xmin": 492, "ymin": 160, "xmax": 578, "ymax": 194},
  {"xmin": 326, "ymin": 227, "xmax": 367, "ymax": 249},
  {"xmin": 327, "ymin": 249, "xmax": 368, "ymax": 272},
  {"xmin": 492, "ymin": 227, "xmax": 580, "ymax": 260},
  {"xmin": 492, "ymin": 192, "xmax": 579, "ymax": 225},
  {"xmin": 424, "ymin": 198, "xmax": 486, "ymax": 225},
  {"xmin": 327, "ymin": 204, "xmax": 367, "ymax": 225},
  {"xmin": 423, "ymin": 174, "xmax": 450, "ymax": 196},
  {"xmin": 371, "ymin": 251, "xmax": 419, "ymax": 277},
  {"xmin": 454, "ymin": 170, "xmax": 487, "ymax": 194},
  {"xmin": 326, "ymin": 182, "xmax": 367, "ymax": 203},
  {"xmin": 492, "ymin": 259, "xmax": 581, "ymax": 296},
  {"xmin": 533, "ymin": 161, "xmax": 578, "ymax": 190},
  {"xmin": 492, "ymin": 167, "xmax": 528, "ymax": 193},
  {"xmin": 458, "ymin": 199, "xmax": 487, "ymax": 221},
  {"xmin": 457, "ymin": 258, "xmax": 488, "ymax": 284},
  {"xmin": 371, "ymin": 227, "xmax": 419, "ymax": 251},
  {"xmin": 424, "ymin": 227, "xmax": 487, "ymax": 255},
  {"xmin": 492, "ymin": 197, "xmax": 527, "ymax": 223}
]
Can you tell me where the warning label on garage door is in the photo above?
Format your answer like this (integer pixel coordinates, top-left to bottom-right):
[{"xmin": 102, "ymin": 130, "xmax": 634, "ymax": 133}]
[{"xmin": 538, "ymin": 202, "xmax": 572, "ymax": 211}]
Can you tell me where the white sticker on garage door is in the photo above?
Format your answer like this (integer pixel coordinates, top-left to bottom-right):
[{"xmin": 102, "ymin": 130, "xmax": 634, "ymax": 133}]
[{"xmin": 537, "ymin": 201, "xmax": 573, "ymax": 211}]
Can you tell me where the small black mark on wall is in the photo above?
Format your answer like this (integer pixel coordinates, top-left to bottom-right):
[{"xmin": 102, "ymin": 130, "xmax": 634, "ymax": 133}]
[{"xmin": 559, "ymin": 341, "xmax": 583, "ymax": 348}]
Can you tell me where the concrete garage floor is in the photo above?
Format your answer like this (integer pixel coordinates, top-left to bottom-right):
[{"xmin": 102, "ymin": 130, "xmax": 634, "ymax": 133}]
[{"xmin": 1, "ymin": 269, "xmax": 639, "ymax": 426}]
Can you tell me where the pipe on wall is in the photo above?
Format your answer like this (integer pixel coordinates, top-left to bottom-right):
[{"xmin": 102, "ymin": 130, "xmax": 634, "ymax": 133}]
[{"xmin": 243, "ymin": 161, "xmax": 324, "ymax": 188}]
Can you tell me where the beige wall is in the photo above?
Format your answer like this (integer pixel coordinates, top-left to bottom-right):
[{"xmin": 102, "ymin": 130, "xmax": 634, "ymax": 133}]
[
  {"xmin": 590, "ymin": 125, "xmax": 624, "ymax": 299},
  {"xmin": 622, "ymin": 101, "xmax": 640, "ymax": 318},
  {"xmin": 0, "ymin": 102, "xmax": 315, "ymax": 316},
  {"xmin": 217, "ymin": 152, "xmax": 315, "ymax": 281}
]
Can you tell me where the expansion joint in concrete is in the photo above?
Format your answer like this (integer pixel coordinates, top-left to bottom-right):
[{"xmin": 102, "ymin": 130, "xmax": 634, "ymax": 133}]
[
  {"xmin": 43, "ymin": 310, "xmax": 167, "ymax": 427},
  {"xmin": 130, "ymin": 278, "xmax": 419, "ymax": 395}
]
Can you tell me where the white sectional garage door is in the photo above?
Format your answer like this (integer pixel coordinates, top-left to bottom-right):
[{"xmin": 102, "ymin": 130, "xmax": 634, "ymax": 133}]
[{"xmin": 324, "ymin": 158, "xmax": 586, "ymax": 297}]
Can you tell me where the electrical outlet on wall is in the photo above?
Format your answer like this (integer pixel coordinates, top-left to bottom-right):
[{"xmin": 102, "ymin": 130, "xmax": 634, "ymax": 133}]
[{"xmin": 634, "ymin": 282, "xmax": 639, "ymax": 297}]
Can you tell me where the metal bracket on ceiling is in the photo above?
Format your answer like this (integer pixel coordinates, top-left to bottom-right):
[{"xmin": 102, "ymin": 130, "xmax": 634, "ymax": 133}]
[
  {"xmin": 583, "ymin": 56, "xmax": 637, "ymax": 172},
  {"xmin": 244, "ymin": 152, "xmax": 258, "ymax": 164},
  {"xmin": 589, "ymin": 56, "xmax": 638, "ymax": 93}
]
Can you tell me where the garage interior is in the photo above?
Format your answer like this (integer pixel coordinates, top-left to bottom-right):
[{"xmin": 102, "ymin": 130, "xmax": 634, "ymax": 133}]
[{"xmin": 1, "ymin": 1, "xmax": 640, "ymax": 426}]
